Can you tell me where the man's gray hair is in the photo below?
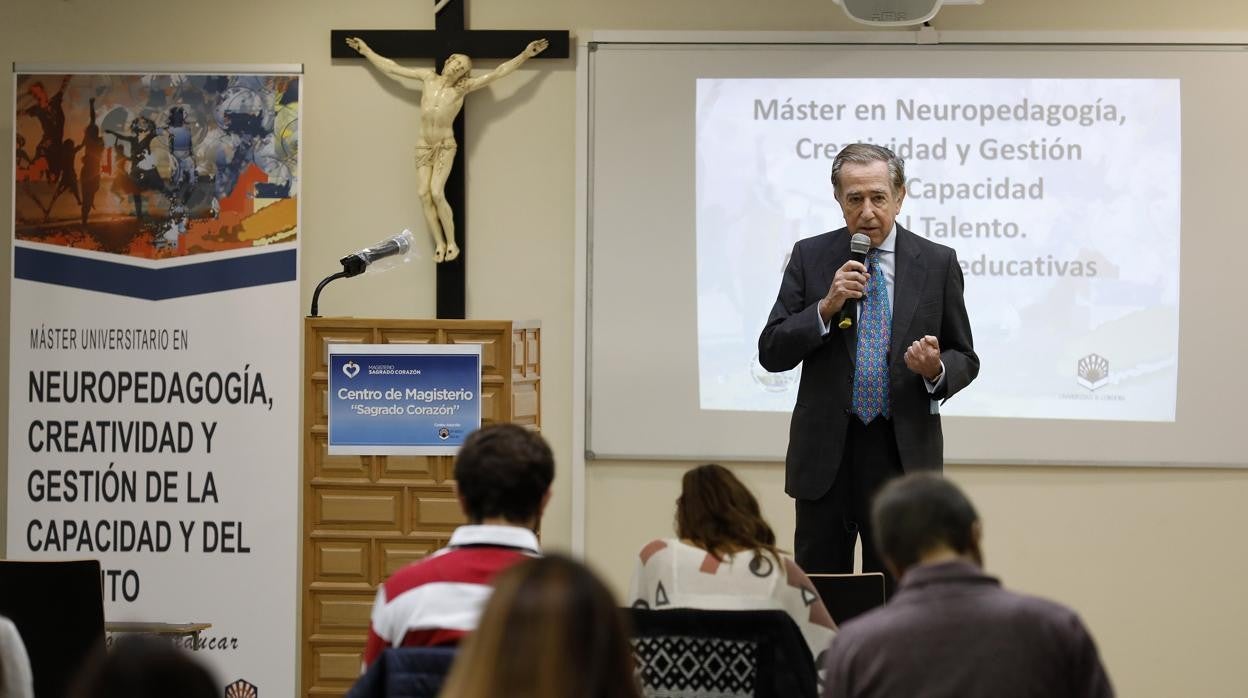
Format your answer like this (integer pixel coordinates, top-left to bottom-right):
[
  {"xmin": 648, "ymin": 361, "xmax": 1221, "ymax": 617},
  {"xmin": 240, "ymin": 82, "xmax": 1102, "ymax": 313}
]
[{"xmin": 830, "ymin": 143, "xmax": 906, "ymax": 198}]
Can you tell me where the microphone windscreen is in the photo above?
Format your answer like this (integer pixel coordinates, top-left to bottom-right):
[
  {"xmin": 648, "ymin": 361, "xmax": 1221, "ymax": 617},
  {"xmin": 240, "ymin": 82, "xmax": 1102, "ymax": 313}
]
[
  {"xmin": 362, "ymin": 233, "xmax": 408, "ymax": 262},
  {"xmin": 850, "ymin": 233, "xmax": 872, "ymax": 255}
]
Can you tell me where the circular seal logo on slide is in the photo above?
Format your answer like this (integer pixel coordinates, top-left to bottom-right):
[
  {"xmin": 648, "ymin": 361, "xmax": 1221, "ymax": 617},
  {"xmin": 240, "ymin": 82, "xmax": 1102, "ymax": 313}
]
[
  {"xmin": 749, "ymin": 353, "xmax": 799, "ymax": 393},
  {"xmin": 1076, "ymin": 353, "xmax": 1109, "ymax": 391},
  {"xmin": 438, "ymin": 427, "xmax": 451, "ymax": 440}
]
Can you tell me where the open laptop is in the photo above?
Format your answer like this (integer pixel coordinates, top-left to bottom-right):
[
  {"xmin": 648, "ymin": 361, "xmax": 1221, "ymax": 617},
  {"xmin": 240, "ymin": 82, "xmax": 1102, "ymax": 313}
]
[{"xmin": 808, "ymin": 572, "xmax": 887, "ymax": 626}]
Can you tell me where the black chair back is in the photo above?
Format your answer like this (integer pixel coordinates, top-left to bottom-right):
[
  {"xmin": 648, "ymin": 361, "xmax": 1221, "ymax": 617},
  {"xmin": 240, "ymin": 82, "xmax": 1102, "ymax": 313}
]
[
  {"xmin": 628, "ymin": 607, "xmax": 817, "ymax": 698},
  {"xmin": 808, "ymin": 572, "xmax": 887, "ymax": 625},
  {"xmin": 0, "ymin": 559, "xmax": 105, "ymax": 698}
]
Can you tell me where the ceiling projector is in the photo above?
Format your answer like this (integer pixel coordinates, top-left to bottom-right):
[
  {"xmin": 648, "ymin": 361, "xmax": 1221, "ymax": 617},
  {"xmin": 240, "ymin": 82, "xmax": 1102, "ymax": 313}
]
[{"xmin": 833, "ymin": 0, "xmax": 983, "ymax": 27}]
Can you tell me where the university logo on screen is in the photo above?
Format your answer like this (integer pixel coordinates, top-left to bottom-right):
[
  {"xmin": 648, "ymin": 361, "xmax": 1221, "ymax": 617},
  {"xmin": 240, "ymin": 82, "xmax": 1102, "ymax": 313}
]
[{"xmin": 1077, "ymin": 353, "xmax": 1110, "ymax": 392}]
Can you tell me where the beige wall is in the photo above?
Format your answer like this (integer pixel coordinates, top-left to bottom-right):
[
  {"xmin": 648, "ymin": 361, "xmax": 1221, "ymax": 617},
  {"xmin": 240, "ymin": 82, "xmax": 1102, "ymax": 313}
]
[{"xmin": 3, "ymin": 1, "xmax": 1248, "ymax": 696}]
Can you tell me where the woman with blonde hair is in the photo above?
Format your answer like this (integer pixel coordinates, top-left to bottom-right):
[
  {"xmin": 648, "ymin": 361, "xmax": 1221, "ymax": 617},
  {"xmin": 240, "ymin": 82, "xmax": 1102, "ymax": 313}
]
[
  {"xmin": 439, "ymin": 555, "xmax": 641, "ymax": 698},
  {"xmin": 628, "ymin": 463, "xmax": 836, "ymax": 659}
]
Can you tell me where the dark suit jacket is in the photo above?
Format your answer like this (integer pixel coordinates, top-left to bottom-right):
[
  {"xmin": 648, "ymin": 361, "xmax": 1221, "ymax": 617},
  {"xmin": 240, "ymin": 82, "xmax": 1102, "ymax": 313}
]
[
  {"xmin": 822, "ymin": 561, "xmax": 1114, "ymax": 698},
  {"xmin": 758, "ymin": 226, "xmax": 978, "ymax": 500}
]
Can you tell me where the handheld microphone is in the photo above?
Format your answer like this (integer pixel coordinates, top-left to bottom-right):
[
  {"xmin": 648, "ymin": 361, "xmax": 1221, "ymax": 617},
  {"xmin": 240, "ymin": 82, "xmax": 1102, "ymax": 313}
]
[
  {"xmin": 837, "ymin": 233, "xmax": 873, "ymax": 329},
  {"xmin": 340, "ymin": 229, "xmax": 414, "ymax": 277}
]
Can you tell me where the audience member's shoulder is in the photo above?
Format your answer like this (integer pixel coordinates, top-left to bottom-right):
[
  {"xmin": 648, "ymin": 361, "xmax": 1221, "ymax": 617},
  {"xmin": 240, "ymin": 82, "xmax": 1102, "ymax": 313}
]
[
  {"xmin": 1006, "ymin": 588, "xmax": 1095, "ymax": 635},
  {"xmin": 827, "ymin": 585, "xmax": 947, "ymax": 648},
  {"xmin": 832, "ymin": 600, "xmax": 903, "ymax": 639},
  {"xmin": 381, "ymin": 550, "xmax": 446, "ymax": 593},
  {"xmin": 382, "ymin": 542, "xmax": 523, "ymax": 594},
  {"xmin": 636, "ymin": 538, "xmax": 675, "ymax": 565},
  {"xmin": 780, "ymin": 555, "xmax": 814, "ymax": 584}
]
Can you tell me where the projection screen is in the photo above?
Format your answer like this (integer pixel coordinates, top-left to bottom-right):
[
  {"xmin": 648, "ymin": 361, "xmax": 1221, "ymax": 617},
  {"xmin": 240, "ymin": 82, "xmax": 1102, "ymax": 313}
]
[{"xmin": 586, "ymin": 37, "xmax": 1248, "ymax": 466}]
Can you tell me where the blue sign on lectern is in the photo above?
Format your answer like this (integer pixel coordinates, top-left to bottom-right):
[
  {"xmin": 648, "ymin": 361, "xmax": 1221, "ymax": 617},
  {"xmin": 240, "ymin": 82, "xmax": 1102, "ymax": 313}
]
[{"xmin": 327, "ymin": 344, "xmax": 482, "ymax": 455}]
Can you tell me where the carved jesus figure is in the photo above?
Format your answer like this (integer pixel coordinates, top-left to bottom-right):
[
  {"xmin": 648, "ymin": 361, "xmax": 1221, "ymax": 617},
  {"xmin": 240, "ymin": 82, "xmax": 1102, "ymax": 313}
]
[{"xmin": 346, "ymin": 36, "xmax": 548, "ymax": 262}]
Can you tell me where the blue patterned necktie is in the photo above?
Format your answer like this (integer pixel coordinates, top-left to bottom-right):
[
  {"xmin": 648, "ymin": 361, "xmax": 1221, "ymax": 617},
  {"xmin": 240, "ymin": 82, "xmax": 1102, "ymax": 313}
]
[{"xmin": 853, "ymin": 248, "xmax": 891, "ymax": 423}]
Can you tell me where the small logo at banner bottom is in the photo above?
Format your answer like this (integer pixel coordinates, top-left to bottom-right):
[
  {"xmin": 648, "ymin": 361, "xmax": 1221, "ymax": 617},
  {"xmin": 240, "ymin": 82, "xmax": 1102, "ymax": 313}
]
[
  {"xmin": 1077, "ymin": 353, "xmax": 1110, "ymax": 391},
  {"xmin": 342, "ymin": 361, "xmax": 360, "ymax": 379},
  {"xmin": 438, "ymin": 427, "xmax": 451, "ymax": 440},
  {"xmin": 225, "ymin": 679, "xmax": 258, "ymax": 698}
]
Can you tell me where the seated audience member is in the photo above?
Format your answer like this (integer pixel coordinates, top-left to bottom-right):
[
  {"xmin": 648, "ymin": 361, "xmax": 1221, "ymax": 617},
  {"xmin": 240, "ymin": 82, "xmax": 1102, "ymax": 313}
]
[
  {"xmin": 0, "ymin": 614, "xmax": 33, "ymax": 698},
  {"xmin": 70, "ymin": 635, "xmax": 216, "ymax": 698},
  {"xmin": 823, "ymin": 473, "xmax": 1114, "ymax": 698},
  {"xmin": 440, "ymin": 554, "xmax": 641, "ymax": 698},
  {"xmin": 628, "ymin": 463, "xmax": 836, "ymax": 659},
  {"xmin": 362, "ymin": 423, "xmax": 554, "ymax": 667}
]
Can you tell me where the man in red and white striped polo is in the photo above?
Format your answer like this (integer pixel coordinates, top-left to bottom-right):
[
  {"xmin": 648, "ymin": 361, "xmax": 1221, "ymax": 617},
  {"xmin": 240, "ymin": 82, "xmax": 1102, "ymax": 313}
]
[{"xmin": 362, "ymin": 423, "xmax": 553, "ymax": 667}]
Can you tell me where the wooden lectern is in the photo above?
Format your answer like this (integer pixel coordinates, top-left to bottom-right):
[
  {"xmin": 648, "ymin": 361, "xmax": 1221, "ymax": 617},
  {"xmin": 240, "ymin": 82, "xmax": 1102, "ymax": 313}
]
[{"xmin": 300, "ymin": 318, "xmax": 540, "ymax": 697}]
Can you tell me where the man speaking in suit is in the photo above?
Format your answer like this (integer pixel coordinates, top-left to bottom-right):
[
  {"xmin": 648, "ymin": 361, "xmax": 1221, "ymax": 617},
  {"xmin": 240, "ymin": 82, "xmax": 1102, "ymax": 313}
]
[{"xmin": 758, "ymin": 143, "xmax": 979, "ymax": 584}]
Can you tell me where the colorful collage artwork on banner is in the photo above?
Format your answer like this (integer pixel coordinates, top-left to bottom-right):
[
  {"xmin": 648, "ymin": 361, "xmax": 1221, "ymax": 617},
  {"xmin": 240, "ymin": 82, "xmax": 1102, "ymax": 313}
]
[
  {"xmin": 14, "ymin": 72, "xmax": 298, "ymax": 256},
  {"xmin": 9, "ymin": 71, "xmax": 300, "ymax": 696}
]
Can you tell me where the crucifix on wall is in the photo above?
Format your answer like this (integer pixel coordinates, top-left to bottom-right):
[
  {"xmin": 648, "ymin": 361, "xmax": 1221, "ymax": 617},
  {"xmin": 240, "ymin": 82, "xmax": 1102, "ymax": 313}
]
[{"xmin": 332, "ymin": 0, "xmax": 569, "ymax": 319}]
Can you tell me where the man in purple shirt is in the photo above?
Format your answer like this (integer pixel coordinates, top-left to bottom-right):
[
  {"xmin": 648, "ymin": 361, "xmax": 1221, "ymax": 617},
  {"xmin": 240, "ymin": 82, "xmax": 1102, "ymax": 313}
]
[{"xmin": 822, "ymin": 474, "xmax": 1114, "ymax": 698}]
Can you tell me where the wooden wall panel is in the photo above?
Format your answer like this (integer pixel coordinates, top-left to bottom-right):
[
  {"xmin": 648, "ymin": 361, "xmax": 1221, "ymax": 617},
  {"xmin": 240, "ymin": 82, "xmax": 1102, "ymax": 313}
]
[
  {"xmin": 512, "ymin": 335, "xmax": 525, "ymax": 373},
  {"xmin": 479, "ymin": 386, "xmax": 501, "ymax": 424},
  {"xmin": 409, "ymin": 489, "xmax": 466, "ymax": 531},
  {"xmin": 312, "ymin": 433, "xmax": 371, "ymax": 481},
  {"xmin": 526, "ymin": 330, "xmax": 541, "ymax": 377},
  {"xmin": 311, "ymin": 377, "xmax": 331, "ymax": 426},
  {"xmin": 313, "ymin": 329, "xmax": 374, "ymax": 369},
  {"xmin": 312, "ymin": 539, "xmax": 370, "ymax": 583},
  {"xmin": 513, "ymin": 381, "xmax": 539, "ymax": 425},
  {"xmin": 444, "ymin": 332, "xmax": 502, "ymax": 376},
  {"xmin": 314, "ymin": 488, "xmax": 403, "ymax": 530},
  {"xmin": 313, "ymin": 646, "xmax": 364, "ymax": 685},
  {"xmin": 301, "ymin": 318, "xmax": 540, "ymax": 698},
  {"xmin": 378, "ymin": 454, "xmax": 438, "ymax": 482},
  {"xmin": 378, "ymin": 328, "xmax": 439, "ymax": 345},
  {"xmin": 378, "ymin": 538, "xmax": 445, "ymax": 580},
  {"xmin": 310, "ymin": 592, "xmax": 375, "ymax": 635}
]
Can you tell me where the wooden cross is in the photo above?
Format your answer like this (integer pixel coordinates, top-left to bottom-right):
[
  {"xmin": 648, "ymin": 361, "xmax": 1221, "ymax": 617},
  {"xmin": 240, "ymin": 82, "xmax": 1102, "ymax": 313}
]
[{"xmin": 331, "ymin": 0, "xmax": 569, "ymax": 319}]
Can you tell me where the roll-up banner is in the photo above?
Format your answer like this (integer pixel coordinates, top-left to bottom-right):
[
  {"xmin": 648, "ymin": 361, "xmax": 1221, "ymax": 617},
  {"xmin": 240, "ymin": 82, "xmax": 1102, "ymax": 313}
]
[{"xmin": 9, "ymin": 66, "xmax": 301, "ymax": 696}]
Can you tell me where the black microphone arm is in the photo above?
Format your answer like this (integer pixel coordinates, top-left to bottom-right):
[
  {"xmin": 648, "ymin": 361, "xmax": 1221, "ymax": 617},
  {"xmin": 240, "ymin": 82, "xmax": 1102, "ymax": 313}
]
[
  {"xmin": 309, "ymin": 230, "xmax": 414, "ymax": 317},
  {"xmin": 836, "ymin": 233, "xmax": 873, "ymax": 330}
]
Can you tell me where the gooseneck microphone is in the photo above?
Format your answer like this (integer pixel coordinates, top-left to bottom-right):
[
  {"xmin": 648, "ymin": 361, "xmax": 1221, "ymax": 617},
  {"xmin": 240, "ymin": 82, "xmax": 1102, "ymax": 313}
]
[
  {"xmin": 310, "ymin": 229, "xmax": 416, "ymax": 317},
  {"xmin": 339, "ymin": 230, "xmax": 414, "ymax": 277},
  {"xmin": 837, "ymin": 232, "xmax": 873, "ymax": 329}
]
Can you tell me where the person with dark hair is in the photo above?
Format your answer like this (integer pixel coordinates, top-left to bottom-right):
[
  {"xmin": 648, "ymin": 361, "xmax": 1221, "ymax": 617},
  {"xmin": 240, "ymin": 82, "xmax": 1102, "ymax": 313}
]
[
  {"xmin": 822, "ymin": 474, "xmax": 1113, "ymax": 698},
  {"xmin": 758, "ymin": 143, "xmax": 979, "ymax": 591},
  {"xmin": 441, "ymin": 555, "xmax": 642, "ymax": 698},
  {"xmin": 361, "ymin": 423, "xmax": 554, "ymax": 668},
  {"xmin": 70, "ymin": 635, "xmax": 217, "ymax": 698},
  {"xmin": 628, "ymin": 464, "xmax": 836, "ymax": 659}
]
